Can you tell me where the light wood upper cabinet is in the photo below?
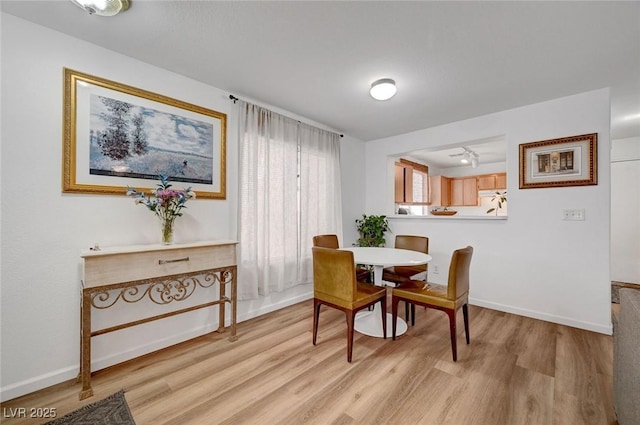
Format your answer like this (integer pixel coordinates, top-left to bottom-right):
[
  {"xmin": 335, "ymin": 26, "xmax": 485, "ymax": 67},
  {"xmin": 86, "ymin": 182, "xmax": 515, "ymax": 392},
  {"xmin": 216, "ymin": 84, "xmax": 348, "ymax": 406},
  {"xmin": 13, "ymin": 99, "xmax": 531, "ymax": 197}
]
[
  {"xmin": 463, "ymin": 178, "xmax": 478, "ymax": 205},
  {"xmin": 394, "ymin": 164, "xmax": 407, "ymax": 203},
  {"xmin": 477, "ymin": 173, "xmax": 507, "ymax": 190},
  {"xmin": 429, "ymin": 175, "xmax": 451, "ymax": 206},
  {"xmin": 495, "ymin": 173, "xmax": 507, "ymax": 189},
  {"xmin": 395, "ymin": 160, "xmax": 428, "ymax": 204},
  {"xmin": 477, "ymin": 175, "xmax": 496, "ymax": 190},
  {"xmin": 450, "ymin": 179, "xmax": 464, "ymax": 205},
  {"xmin": 395, "ymin": 163, "xmax": 414, "ymax": 204},
  {"xmin": 450, "ymin": 177, "xmax": 478, "ymax": 206},
  {"xmin": 394, "ymin": 162, "xmax": 415, "ymax": 203}
]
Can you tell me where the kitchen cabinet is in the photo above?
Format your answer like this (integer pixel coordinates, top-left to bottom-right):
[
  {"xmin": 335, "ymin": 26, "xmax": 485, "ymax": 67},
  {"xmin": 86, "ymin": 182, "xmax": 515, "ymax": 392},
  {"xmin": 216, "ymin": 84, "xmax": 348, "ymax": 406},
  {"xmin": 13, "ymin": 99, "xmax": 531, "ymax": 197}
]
[
  {"xmin": 477, "ymin": 173, "xmax": 507, "ymax": 190},
  {"xmin": 477, "ymin": 175, "xmax": 496, "ymax": 190},
  {"xmin": 450, "ymin": 177, "xmax": 478, "ymax": 206},
  {"xmin": 394, "ymin": 163, "xmax": 413, "ymax": 203},
  {"xmin": 395, "ymin": 160, "xmax": 428, "ymax": 204},
  {"xmin": 429, "ymin": 175, "xmax": 451, "ymax": 206},
  {"xmin": 395, "ymin": 164, "xmax": 407, "ymax": 203}
]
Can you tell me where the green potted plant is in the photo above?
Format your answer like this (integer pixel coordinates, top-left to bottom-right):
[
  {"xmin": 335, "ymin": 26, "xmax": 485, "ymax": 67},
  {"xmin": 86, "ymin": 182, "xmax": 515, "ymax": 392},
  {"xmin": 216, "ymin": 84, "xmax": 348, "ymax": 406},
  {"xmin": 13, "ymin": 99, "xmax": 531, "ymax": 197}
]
[
  {"xmin": 486, "ymin": 191, "xmax": 507, "ymax": 216},
  {"xmin": 355, "ymin": 214, "xmax": 391, "ymax": 247}
]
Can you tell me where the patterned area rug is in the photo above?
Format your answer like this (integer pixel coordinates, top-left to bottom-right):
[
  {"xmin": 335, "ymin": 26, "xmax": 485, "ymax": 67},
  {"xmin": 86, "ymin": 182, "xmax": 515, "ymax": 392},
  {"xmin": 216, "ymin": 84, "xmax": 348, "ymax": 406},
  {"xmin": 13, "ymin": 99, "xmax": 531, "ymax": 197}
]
[{"xmin": 45, "ymin": 390, "xmax": 135, "ymax": 425}]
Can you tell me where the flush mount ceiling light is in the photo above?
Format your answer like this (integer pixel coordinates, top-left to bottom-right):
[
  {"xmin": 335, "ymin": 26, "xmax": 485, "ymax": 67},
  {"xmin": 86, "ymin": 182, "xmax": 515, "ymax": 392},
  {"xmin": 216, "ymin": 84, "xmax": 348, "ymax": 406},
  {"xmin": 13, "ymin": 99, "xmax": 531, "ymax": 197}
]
[
  {"xmin": 70, "ymin": 0, "xmax": 130, "ymax": 16},
  {"xmin": 369, "ymin": 78, "xmax": 397, "ymax": 101}
]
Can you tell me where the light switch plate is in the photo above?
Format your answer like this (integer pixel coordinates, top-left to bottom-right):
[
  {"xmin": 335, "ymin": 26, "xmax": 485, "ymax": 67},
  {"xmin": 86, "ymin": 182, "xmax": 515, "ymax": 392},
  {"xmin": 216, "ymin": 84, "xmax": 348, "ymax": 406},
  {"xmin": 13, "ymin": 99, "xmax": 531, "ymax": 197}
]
[{"xmin": 562, "ymin": 209, "xmax": 585, "ymax": 221}]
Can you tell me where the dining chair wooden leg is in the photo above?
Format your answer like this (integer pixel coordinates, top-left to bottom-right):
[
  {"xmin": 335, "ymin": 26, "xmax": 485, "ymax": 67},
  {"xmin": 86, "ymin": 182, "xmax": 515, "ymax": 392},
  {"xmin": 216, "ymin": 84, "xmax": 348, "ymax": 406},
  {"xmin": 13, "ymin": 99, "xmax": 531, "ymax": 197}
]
[
  {"xmin": 463, "ymin": 303, "xmax": 470, "ymax": 344},
  {"xmin": 313, "ymin": 300, "xmax": 321, "ymax": 345},
  {"xmin": 446, "ymin": 309, "xmax": 458, "ymax": 362},
  {"xmin": 391, "ymin": 296, "xmax": 400, "ymax": 340},
  {"xmin": 403, "ymin": 301, "xmax": 416, "ymax": 326},
  {"xmin": 381, "ymin": 298, "xmax": 387, "ymax": 339},
  {"xmin": 347, "ymin": 312, "xmax": 355, "ymax": 363}
]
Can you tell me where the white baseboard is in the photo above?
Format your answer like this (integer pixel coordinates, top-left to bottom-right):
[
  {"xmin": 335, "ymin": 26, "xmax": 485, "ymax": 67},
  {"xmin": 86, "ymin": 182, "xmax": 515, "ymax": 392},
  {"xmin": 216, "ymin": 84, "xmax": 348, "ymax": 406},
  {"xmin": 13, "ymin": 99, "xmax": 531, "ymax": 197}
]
[
  {"xmin": 0, "ymin": 322, "xmax": 220, "ymax": 402},
  {"xmin": 0, "ymin": 291, "xmax": 314, "ymax": 403},
  {"xmin": 0, "ymin": 365, "xmax": 80, "ymax": 403},
  {"xmin": 469, "ymin": 297, "xmax": 613, "ymax": 335},
  {"xmin": 237, "ymin": 292, "xmax": 312, "ymax": 323},
  {"xmin": 3, "ymin": 292, "xmax": 610, "ymax": 402}
]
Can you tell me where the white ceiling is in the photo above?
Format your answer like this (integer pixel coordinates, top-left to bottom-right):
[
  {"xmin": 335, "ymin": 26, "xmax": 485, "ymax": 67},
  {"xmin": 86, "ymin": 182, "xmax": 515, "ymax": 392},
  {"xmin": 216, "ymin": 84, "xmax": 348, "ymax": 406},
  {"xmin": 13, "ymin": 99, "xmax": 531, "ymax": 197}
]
[{"xmin": 2, "ymin": 1, "xmax": 639, "ymax": 142}]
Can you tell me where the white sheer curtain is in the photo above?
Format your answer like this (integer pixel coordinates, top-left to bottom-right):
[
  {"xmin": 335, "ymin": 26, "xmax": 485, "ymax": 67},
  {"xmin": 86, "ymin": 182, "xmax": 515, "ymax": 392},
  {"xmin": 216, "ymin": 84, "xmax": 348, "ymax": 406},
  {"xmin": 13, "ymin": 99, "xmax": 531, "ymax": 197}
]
[
  {"xmin": 238, "ymin": 101, "xmax": 342, "ymax": 299},
  {"xmin": 298, "ymin": 124, "xmax": 343, "ymax": 282}
]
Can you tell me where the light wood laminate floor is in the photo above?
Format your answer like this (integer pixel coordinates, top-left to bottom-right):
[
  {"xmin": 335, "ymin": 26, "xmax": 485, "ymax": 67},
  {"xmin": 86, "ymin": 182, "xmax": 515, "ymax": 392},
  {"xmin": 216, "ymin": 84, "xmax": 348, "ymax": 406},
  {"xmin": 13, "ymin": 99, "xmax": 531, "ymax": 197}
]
[{"xmin": 0, "ymin": 299, "xmax": 616, "ymax": 425}]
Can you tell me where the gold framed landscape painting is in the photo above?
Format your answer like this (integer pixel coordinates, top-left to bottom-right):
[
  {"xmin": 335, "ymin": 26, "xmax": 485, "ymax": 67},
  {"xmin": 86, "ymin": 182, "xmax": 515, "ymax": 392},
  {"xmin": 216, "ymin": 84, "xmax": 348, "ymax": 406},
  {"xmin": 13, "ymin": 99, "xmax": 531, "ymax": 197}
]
[
  {"xmin": 519, "ymin": 133, "xmax": 597, "ymax": 189},
  {"xmin": 62, "ymin": 68, "xmax": 227, "ymax": 199}
]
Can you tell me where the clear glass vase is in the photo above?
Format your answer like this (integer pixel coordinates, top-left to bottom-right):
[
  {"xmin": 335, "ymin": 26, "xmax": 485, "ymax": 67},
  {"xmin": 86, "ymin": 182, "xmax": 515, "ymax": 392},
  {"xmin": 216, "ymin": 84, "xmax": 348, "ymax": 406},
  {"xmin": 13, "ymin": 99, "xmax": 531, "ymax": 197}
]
[{"xmin": 161, "ymin": 218, "xmax": 174, "ymax": 245}]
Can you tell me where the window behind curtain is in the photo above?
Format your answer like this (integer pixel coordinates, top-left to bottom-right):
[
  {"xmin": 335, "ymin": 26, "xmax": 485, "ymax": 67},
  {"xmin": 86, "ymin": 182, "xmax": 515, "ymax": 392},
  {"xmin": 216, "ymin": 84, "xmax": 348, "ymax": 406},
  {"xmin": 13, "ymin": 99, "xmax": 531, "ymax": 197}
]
[
  {"xmin": 238, "ymin": 101, "xmax": 342, "ymax": 299},
  {"xmin": 412, "ymin": 168, "xmax": 429, "ymax": 203}
]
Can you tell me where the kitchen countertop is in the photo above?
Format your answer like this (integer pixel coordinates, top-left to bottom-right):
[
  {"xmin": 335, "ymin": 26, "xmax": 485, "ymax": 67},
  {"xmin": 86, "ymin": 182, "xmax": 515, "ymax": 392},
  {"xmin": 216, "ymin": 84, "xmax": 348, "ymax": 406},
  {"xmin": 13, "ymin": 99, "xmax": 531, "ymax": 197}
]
[{"xmin": 389, "ymin": 214, "xmax": 507, "ymax": 220}]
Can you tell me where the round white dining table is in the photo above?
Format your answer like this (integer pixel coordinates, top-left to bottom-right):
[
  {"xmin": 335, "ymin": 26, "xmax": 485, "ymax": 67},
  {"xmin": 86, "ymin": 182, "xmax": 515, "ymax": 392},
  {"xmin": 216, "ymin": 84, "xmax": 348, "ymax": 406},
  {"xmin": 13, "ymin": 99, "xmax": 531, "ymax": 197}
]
[{"xmin": 340, "ymin": 247, "xmax": 432, "ymax": 338}]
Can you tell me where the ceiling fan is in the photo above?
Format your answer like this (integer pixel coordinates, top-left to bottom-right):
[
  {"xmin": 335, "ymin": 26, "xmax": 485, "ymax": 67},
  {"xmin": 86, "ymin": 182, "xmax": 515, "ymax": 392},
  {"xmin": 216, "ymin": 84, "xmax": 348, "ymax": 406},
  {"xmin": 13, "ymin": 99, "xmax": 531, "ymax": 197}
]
[{"xmin": 449, "ymin": 147, "xmax": 480, "ymax": 167}]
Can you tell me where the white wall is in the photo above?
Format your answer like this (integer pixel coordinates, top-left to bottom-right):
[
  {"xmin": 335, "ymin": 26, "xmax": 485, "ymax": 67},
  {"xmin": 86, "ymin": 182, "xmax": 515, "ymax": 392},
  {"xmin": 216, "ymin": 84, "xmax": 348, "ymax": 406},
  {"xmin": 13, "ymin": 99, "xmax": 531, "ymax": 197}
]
[
  {"xmin": 611, "ymin": 137, "xmax": 640, "ymax": 283},
  {"xmin": 0, "ymin": 12, "xmax": 615, "ymax": 402},
  {"xmin": 365, "ymin": 89, "xmax": 612, "ymax": 335},
  {"xmin": 339, "ymin": 135, "xmax": 368, "ymax": 246},
  {"xmin": 0, "ymin": 14, "xmax": 365, "ymax": 401}
]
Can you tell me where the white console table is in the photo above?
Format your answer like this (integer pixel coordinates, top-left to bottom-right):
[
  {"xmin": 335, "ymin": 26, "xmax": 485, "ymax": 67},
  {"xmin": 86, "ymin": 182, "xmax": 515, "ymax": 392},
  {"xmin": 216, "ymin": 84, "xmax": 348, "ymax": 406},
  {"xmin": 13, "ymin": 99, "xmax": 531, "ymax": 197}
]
[{"xmin": 78, "ymin": 240, "xmax": 238, "ymax": 400}]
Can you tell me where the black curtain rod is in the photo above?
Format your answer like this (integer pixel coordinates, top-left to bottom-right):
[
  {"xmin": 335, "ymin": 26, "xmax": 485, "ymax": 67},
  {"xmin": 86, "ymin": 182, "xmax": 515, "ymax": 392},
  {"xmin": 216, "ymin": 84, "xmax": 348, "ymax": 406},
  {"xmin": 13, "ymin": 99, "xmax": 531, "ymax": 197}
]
[{"xmin": 228, "ymin": 94, "xmax": 343, "ymax": 137}]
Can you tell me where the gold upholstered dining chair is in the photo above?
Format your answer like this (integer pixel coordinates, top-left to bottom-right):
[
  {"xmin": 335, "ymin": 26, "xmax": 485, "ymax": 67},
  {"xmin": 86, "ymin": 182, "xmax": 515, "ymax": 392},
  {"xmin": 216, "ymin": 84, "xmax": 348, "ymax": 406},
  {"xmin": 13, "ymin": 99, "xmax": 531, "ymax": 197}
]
[
  {"xmin": 382, "ymin": 235, "xmax": 429, "ymax": 325},
  {"xmin": 312, "ymin": 234, "xmax": 371, "ymax": 282},
  {"xmin": 312, "ymin": 246, "xmax": 387, "ymax": 362},
  {"xmin": 391, "ymin": 245, "xmax": 473, "ymax": 362}
]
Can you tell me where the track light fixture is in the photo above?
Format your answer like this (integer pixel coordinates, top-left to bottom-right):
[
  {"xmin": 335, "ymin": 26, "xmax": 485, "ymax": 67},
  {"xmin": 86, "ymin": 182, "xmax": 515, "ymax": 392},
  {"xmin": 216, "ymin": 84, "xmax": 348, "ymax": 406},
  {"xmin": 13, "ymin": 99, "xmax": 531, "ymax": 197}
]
[{"xmin": 459, "ymin": 147, "xmax": 479, "ymax": 167}]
